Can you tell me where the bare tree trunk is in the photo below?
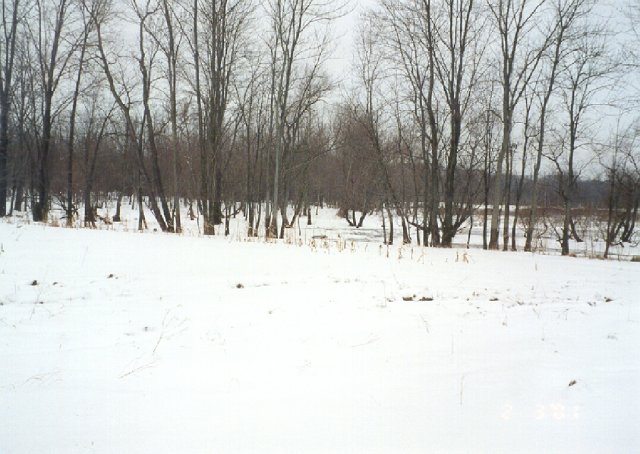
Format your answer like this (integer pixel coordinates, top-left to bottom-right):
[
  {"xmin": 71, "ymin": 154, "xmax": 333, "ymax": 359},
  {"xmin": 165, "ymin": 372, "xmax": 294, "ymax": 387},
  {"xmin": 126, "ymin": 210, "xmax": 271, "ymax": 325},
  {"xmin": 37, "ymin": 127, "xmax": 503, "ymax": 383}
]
[
  {"xmin": 191, "ymin": 0, "xmax": 209, "ymax": 234},
  {"xmin": 160, "ymin": 0, "xmax": 181, "ymax": 233},
  {"xmin": 512, "ymin": 143, "xmax": 527, "ymax": 251},
  {"xmin": 114, "ymin": 192, "xmax": 122, "ymax": 222},
  {"xmin": 382, "ymin": 203, "xmax": 387, "ymax": 245},
  {"xmin": 0, "ymin": 0, "xmax": 20, "ymax": 218},
  {"xmin": 83, "ymin": 109, "xmax": 109, "ymax": 228},
  {"xmin": 400, "ymin": 213, "xmax": 410, "ymax": 244},
  {"xmin": 561, "ymin": 198, "xmax": 570, "ymax": 255},
  {"xmin": 489, "ymin": 93, "xmax": 510, "ymax": 250},
  {"xmin": 502, "ymin": 143, "xmax": 513, "ymax": 251},
  {"xmin": 603, "ymin": 166, "xmax": 616, "ymax": 259},
  {"xmin": 65, "ymin": 26, "xmax": 89, "ymax": 227},
  {"xmin": 137, "ymin": 184, "xmax": 146, "ymax": 231},
  {"xmin": 482, "ymin": 142, "xmax": 491, "ymax": 250},
  {"xmin": 386, "ymin": 203, "xmax": 394, "ymax": 246},
  {"xmin": 0, "ymin": 94, "xmax": 9, "ymax": 217}
]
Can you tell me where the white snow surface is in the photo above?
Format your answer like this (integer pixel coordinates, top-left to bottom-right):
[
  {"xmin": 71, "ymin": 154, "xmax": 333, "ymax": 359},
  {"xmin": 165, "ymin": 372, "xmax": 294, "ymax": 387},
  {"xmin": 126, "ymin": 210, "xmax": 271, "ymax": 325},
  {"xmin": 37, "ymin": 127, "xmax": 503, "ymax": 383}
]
[{"xmin": 0, "ymin": 218, "xmax": 639, "ymax": 453}]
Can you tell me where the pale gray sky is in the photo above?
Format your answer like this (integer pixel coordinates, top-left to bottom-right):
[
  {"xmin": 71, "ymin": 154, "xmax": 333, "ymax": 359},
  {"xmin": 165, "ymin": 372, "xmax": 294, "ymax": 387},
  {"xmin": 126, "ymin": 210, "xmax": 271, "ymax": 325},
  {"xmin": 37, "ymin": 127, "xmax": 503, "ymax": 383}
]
[{"xmin": 325, "ymin": 0, "xmax": 375, "ymax": 85}]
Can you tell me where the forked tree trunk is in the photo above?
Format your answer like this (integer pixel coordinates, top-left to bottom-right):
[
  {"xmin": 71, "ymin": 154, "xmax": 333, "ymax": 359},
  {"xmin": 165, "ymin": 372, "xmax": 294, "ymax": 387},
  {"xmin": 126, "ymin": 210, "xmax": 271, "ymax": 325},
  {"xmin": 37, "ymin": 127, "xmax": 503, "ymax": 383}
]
[
  {"xmin": 386, "ymin": 204, "xmax": 394, "ymax": 246},
  {"xmin": 502, "ymin": 144, "xmax": 513, "ymax": 251}
]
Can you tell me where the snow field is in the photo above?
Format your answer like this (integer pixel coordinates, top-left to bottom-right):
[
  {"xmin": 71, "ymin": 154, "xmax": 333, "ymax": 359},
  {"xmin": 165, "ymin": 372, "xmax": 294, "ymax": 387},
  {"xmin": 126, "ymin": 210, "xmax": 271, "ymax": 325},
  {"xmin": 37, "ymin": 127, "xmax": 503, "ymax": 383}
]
[{"xmin": 0, "ymin": 222, "xmax": 638, "ymax": 453}]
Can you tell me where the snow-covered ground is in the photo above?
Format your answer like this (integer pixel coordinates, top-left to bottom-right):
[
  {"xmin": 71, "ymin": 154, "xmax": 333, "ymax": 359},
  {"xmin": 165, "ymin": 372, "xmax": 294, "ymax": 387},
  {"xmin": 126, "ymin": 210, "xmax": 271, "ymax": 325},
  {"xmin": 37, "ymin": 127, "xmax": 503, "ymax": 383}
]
[
  {"xmin": 0, "ymin": 209, "xmax": 639, "ymax": 453},
  {"xmin": 9, "ymin": 200, "xmax": 639, "ymax": 259}
]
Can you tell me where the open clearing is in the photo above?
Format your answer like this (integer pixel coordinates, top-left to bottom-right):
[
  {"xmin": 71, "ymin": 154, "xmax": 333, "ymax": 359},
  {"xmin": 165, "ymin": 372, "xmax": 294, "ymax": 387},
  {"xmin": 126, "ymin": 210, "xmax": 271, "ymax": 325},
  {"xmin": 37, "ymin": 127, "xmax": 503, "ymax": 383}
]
[{"xmin": 0, "ymin": 219, "xmax": 638, "ymax": 453}]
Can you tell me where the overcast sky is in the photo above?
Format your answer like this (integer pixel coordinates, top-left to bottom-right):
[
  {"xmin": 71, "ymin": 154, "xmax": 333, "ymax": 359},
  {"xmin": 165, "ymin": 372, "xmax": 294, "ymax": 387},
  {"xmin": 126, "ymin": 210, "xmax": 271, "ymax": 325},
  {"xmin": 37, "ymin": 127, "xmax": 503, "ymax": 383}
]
[{"xmin": 324, "ymin": 0, "xmax": 374, "ymax": 86}]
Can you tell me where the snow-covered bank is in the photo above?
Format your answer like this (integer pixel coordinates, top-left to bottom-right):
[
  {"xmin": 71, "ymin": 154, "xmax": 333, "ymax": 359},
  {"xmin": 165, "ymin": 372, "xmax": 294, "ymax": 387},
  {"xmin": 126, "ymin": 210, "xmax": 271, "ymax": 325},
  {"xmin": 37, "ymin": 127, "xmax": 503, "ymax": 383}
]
[
  {"xmin": 5, "ymin": 201, "xmax": 639, "ymax": 260},
  {"xmin": 0, "ymin": 223, "xmax": 638, "ymax": 453}
]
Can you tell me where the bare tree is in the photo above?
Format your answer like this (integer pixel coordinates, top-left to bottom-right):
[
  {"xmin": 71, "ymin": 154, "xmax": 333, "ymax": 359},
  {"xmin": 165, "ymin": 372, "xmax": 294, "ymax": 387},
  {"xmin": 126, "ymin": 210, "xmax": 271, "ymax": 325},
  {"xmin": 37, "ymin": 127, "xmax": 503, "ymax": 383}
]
[
  {"xmin": 471, "ymin": 83, "xmax": 501, "ymax": 249},
  {"xmin": 335, "ymin": 105, "xmax": 380, "ymax": 229},
  {"xmin": 377, "ymin": 0, "xmax": 442, "ymax": 246},
  {"xmin": 265, "ymin": 0, "xmax": 342, "ymax": 238},
  {"xmin": 65, "ymin": 4, "xmax": 93, "ymax": 226},
  {"xmin": 81, "ymin": 93, "xmax": 113, "ymax": 228},
  {"xmin": 487, "ymin": 0, "xmax": 551, "ymax": 250},
  {"xmin": 156, "ymin": 0, "xmax": 183, "ymax": 232},
  {"xmin": 194, "ymin": 0, "xmax": 251, "ymax": 235},
  {"xmin": 9, "ymin": 39, "xmax": 33, "ymax": 213},
  {"xmin": 93, "ymin": 0, "xmax": 173, "ymax": 231},
  {"xmin": 234, "ymin": 56, "xmax": 268, "ymax": 237},
  {"xmin": 510, "ymin": 87, "xmax": 534, "ymax": 250},
  {"xmin": 600, "ymin": 121, "xmax": 640, "ymax": 258},
  {"xmin": 433, "ymin": 0, "xmax": 487, "ymax": 247},
  {"xmin": 30, "ymin": 0, "xmax": 79, "ymax": 222},
  {"xmin": 0, "ymin": 0, "xmax": 26, "ymax": 217},
  {"xmin": 525, "ymin": 0, "xmax": 589, "ymax": 252},
  {"xmin": 351, "ymin": 19, "xmax": 394, "ymax": 239},
  {"xmin": 547, "ymin": 20, "xmax": 612, "ymax": 255}
]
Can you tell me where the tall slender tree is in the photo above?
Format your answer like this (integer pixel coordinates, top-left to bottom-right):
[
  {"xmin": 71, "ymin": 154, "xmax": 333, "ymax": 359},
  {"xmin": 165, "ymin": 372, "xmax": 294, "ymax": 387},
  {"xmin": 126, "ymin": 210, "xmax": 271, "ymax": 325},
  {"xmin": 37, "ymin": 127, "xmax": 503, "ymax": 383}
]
[
  {"xmin": 0, "ymin": 0, "xmax": 24, "ymax": 217},
  {"xmin": 487, "ymin": 0, "xmax": 551, "ymax": 250},
  {"xmin": 31, "ymin": 0, "xmax": 78, "ymax": 222}
]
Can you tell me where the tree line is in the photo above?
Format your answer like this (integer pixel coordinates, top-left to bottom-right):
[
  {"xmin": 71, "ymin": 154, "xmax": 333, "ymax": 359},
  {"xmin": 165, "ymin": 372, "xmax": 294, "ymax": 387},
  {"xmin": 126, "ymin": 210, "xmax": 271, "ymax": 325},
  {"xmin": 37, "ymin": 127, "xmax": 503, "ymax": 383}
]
[{"xmin": 0, "ymin": 0, "xmax": 639, "ymax": 256}]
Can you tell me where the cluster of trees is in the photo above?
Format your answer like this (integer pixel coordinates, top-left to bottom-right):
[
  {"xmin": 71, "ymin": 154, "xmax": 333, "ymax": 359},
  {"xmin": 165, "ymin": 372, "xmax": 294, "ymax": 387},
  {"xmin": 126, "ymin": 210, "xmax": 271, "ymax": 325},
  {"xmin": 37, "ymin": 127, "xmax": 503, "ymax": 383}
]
[{"xmin": 0, "ymin": 0, "xmax": 638, "ymax": 256}]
